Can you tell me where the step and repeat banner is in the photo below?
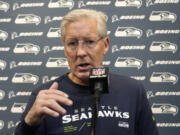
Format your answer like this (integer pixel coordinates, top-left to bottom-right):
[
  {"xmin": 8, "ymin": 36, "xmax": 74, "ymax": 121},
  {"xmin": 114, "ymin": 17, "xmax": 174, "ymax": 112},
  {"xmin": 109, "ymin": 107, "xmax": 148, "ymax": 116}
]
[{"xmin": 0, "ymin": 0, "xmax": 180, "ymax": 134}]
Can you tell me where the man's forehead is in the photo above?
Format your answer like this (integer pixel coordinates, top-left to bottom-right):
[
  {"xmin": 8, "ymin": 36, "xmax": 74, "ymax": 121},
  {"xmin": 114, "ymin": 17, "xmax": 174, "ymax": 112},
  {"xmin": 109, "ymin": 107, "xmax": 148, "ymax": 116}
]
[
  {"xmin": 64, "ymin": 17, "xmax": 99, "ymax": 39},
  {"xmin": 65, "ymin": 34, "xmax": 99, "ymax": 40}
]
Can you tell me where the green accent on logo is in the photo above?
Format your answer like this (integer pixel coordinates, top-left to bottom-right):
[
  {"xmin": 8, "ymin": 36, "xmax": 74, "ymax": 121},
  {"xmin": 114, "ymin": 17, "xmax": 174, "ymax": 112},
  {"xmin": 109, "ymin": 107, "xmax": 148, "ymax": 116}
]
[
  {"xmin": 152, "ymin": 116, "xmax": 156, "ymax": 121},
  {"xmin": 64, "ymin": 122, "xmax": 93, "ymax": 133},
  {"xmin": 64, "ymin": 125, "xmax": 78, "ymax": 133},
  {"xmin": 78, "ymin": 122, "xmax": 86, "ymax": 131},
  {"xmin": 87, "ymin": 122, "xmax": 91, "ymax": 127}
]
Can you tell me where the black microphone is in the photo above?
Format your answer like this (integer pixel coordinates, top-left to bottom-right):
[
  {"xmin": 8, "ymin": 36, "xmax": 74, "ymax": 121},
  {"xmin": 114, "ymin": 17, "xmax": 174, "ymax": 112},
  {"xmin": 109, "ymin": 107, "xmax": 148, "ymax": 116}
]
[
  {"xmin": 89, "ymin": 67, "xmax": 109, "ymax": 135},
  {"xmin": 89, "ymin": 67, "xmax": 109, "ymax": 94}
]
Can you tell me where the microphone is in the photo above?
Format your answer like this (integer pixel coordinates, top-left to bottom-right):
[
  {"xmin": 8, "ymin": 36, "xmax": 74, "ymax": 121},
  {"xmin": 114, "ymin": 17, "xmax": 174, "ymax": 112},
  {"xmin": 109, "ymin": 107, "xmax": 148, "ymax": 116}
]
[
  {"xmin": 89, "ymin": 67, "xmax": 109, "ymax": 135},
  {"xmin": 89, "ymin": 67, "xmax": 109, "ymax": 94}
]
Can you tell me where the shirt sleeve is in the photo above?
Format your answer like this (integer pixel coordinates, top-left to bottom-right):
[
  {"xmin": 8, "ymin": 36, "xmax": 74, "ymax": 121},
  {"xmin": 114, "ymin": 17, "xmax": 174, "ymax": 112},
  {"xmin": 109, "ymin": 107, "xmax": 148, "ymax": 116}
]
[{"xmin": 135, "ymin": 82, "xmax": 159, "ymax": 135}]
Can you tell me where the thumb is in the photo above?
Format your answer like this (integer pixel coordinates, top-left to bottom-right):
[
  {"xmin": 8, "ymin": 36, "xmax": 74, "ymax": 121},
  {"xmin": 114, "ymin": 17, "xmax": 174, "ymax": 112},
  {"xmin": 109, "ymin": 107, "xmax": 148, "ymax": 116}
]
[{"xmin": 49, "ymin": 82, "xmax": 58, "ymax": 90}]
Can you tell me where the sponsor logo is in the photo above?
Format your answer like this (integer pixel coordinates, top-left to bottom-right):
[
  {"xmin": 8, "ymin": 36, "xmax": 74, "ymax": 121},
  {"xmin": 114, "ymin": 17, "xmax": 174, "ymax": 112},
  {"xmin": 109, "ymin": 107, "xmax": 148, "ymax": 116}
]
[
  {"xmin": 115, "ymin": 0, "xmax": 142, "ymax": 8},
  {"xmin": 0, "ymin": 77, "xmax": 8, "ymax": 81},
  {"xmin": 130, "ymin": 76, "xmax": 146, "ymax": 80},
  {"xmin": 103, "ymin": 61, "xmax": 111, "ymax": 66},
  {"xmin": 11, "ymin": 103, "xmax": 27, "ymax": 113},
  {"xmin": 13, "ymin": 3, "xmax": 45, "ymax": 11},
  {"xmin": 150, "ymin": 72, "xmax": 178, "ymax": 84},
  {"xmin": 0, "ymin": 59, "xmax": 6, "ymax": 70},
  {"xmin": 44, "ymin": 16, "xmax": 63, "ymax": 24},
  {"xmin": 8, "ymin": 121, "xmax": 20, "ymax": 129},
  {"xmin": 151, "ymin": 103, "xmax": 178, "ymax": 116},
  {"xmin": 0, "ymin": 1, "xmax": 9, "ymax": 12},
  {"xmin": 42, "ymin": 76, "xmax": 59, "ymax": 84},
  {"xmin": 112, "ymin": 45, "xmax": 145, "ymax": 53},
  {"xmin": 149, "ymin": 11, "xmax": 177, "ymax": 23},
  {"xmin": 146, "ymin": 29, "xmax": 180, "ymax": 38},
  {"xmin": 46, "ymin": 57, "xmax": 69, "ymax": 68},
  {"xmin": 78, "ymin": 0, "xmax": 111, "ymax": 8},
  {"xmin": 10, "ymin": 61, "xmax": 42, "ymax": 69},
  {"xmin": 13, "ymin": 43, "xmax": 40, "ymax": 55},
  {"xmin": 147, "ymin": 60, "xmax": 180, "ymax": 68},
  {"xmin": 47, "ymin": 27, "xmax": 61, "ymax": 38},
  {"xmin": 146, "ymin": 0, "xmax": 179, "ymax": 7},
  {"xmin": 43, "ymin": 46, "xmax": 64, "ymax": 53},
  {"xmin": 12, "ymin": 73, "xmax": 39, "ymax": 85},
  {"xmin": 118, "ymin": 121, "xmax": 129, "ymax": 128},
  {"xmin": 115, "ymin": 27, "xmax": 143, "ymax": 38},
  {"xmin": 0, "ymin": 29, "xmax": 8, "ymax": 41},
  {"xmin": 8, "ymin": 91, "xmax": 31, "ymax": 99},
  {"xmin": 0, "ymin": 47, "xmax": 10, "ymax": 52},
  {"xmin": 149, "ymin": 41, "xmax": 177, "ymax": 53},
  {"xmin": 0, "ymin": 18, "xmax": 11, "ymax": 23},
  {"xmin": 11, "ymin": 32, "xmax": 43, "ymax": 39},
  {"xmin": 112, "ymin": 15, "xmax": 145, "ymax": 23},
  {"xmin": 0, "ymin": 120, "xmax": 4, "ymax": 130},
  {"xmin": 92, "ymin": 68, "xmax": 105, "ymax": 76},
  {"xmin": 48, "ymin": 0, "xmax": 74, "ymax": 9},
  {"xmin": 0, "ymin": 106, "xmax": 7, "ymax": 111},
  {"xmin": 157, "ymin": 123, "xmax": 180, "ymax": 127},
  {"xmin": 115, "ymin": 57, "xmax": 143, "ymax": 69},
  {"xmin": 0, "ymin": 89, "xmax": 5, "ymax": 100},
  {"xmin": 147, "ymin": 91, "xmax": 180, "ymax": 99},
  {"xmin": 15, "ymin": 14, "xmax": 41, "ymax": 25}
]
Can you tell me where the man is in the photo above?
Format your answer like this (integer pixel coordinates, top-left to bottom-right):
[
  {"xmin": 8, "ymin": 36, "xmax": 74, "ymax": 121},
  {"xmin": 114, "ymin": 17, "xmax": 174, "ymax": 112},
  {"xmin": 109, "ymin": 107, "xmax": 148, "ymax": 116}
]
[{"xmin": 15, "ymin": 9, "xmax": 159, "ymax": 135}]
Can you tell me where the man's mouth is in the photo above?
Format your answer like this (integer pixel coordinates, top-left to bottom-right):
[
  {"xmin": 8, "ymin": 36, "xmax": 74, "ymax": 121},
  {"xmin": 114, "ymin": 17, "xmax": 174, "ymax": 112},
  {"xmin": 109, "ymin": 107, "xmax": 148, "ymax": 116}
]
[
  {"xmin": 79, "ymin": 63, "xmax": 89, "ymax": 67},
  {"xmin": 78, "ymin": 63, "xmax": 91, "ymax": 70}
]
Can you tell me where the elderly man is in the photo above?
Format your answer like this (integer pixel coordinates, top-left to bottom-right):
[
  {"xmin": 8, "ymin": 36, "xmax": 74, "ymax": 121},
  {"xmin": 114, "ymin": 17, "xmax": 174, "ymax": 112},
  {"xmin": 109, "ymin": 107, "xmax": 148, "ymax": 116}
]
[{"xmin": 15, "ymin": 9, "xmax": 159, "ymax": 135}]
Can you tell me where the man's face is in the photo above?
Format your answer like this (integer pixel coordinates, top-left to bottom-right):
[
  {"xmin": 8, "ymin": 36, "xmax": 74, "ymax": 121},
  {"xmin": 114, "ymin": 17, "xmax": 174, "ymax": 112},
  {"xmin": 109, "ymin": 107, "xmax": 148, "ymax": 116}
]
[{"xmin": 64, "ymin": 17, "xmax": 109, "ymax": 85}]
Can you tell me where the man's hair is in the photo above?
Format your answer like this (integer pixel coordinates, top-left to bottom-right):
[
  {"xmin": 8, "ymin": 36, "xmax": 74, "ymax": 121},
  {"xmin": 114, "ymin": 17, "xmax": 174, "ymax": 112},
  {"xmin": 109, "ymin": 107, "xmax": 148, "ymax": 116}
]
[{"xmin": 60, "ymin": 9, "xmax": 108, "ymax": 43}]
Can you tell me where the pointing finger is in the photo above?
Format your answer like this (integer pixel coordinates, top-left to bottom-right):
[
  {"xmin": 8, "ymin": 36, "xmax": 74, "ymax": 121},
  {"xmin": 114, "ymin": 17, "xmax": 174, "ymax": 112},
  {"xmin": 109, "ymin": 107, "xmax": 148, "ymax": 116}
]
[
  {"xmin": 49, "ymin": 82, "xmax": 69, "ymax": 97},
  {"xmin": 49, "ymin": 82, "xmax": 59, "ymax": 90}
]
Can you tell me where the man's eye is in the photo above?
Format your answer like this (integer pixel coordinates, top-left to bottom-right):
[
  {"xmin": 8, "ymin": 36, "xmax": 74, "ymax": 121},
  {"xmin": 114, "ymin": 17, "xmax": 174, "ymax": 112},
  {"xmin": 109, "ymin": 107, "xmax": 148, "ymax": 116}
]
[
  {"xmin": 68, "ymin": 41, "xmax": 77, "ymax": 46},
  {"xmin": 86, "ymin": 40, "xmax": 95, "ymax": 45}
]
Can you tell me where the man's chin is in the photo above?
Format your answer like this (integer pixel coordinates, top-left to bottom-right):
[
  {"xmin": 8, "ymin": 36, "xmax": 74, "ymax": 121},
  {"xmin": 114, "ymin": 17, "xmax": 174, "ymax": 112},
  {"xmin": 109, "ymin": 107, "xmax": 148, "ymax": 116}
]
[{"xmin": 78, "ymin": 73, "xmax": 89, "ymax": 80}]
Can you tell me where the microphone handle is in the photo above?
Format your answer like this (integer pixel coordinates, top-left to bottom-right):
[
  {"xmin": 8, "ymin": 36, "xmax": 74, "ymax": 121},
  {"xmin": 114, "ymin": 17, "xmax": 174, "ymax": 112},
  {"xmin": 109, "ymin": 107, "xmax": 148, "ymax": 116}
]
[{"xmin": 90, "ymin": 88, "xmax": 101, "ymax": 135}]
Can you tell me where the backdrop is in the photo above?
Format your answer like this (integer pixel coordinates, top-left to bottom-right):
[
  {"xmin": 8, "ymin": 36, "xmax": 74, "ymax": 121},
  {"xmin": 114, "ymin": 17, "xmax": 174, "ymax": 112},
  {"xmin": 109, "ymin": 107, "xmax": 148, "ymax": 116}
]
[{"xmin": 0, "ymin": 0, "xmax": 180, "ymax": 134}]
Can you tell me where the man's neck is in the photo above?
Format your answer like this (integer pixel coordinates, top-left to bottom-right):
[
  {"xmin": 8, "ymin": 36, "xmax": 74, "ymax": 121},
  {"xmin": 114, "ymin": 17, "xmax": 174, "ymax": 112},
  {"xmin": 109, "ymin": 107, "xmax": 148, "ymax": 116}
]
[{"xmin": 68, "ymin": 73, "xmax": 89, "ymax": 86}]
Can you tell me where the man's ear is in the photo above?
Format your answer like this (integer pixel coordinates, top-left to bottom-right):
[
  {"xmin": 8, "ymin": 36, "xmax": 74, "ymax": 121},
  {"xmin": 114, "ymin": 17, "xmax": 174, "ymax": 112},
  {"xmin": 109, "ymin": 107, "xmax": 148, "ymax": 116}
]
[{"xmin": 103, "ymin": 36, "xmax": 110, "ymax": 55}]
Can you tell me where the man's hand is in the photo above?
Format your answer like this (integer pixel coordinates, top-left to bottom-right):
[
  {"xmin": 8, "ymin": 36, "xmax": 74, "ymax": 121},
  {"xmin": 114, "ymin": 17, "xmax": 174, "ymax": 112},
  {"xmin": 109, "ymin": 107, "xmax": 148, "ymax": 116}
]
[{"xmin": 24, "ymin": 82, "xmax": 73, "ymax": 126}]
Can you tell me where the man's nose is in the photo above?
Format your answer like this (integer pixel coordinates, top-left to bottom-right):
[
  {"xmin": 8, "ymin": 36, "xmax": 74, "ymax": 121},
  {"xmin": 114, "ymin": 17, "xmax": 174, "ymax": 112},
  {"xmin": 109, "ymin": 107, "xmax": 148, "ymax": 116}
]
[{"xmin": 76, "ymin": 42, "xmax": 87, "ymax": 57}]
